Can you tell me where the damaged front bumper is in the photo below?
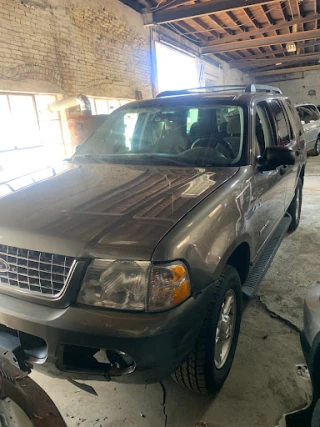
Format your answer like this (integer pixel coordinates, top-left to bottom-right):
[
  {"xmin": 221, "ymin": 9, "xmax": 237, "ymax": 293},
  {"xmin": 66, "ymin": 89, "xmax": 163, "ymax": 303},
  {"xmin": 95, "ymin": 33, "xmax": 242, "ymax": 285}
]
[{"xmin": 0, "ymin": 286, "xmax": 211, "ymax": 383}]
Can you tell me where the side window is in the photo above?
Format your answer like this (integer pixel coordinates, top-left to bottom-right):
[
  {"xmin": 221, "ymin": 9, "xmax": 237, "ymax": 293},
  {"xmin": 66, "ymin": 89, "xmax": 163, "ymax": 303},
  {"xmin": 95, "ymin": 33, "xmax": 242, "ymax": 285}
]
[
  {"xmin": 255, "ymin": 103, "xmax": 273, "ymax": 157},
  {"xmin": 283, "ymin": 100, "xmax": 299, "ymax": 139},
  {"xmin": 268, "ymin": 100, "xmax": 291, "ymax": 145},
  {"xmin": 308, "ymin": 106, "xmax": 320, "ymax": 121},
  {"xmin": 298, "ymin": 106, "xmax": 313, "ymax": 124}
]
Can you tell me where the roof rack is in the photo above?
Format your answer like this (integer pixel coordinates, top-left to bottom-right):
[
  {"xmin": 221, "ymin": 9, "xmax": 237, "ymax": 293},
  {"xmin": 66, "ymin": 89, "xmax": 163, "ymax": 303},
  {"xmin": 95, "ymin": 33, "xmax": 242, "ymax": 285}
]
[{"xmin": 156, "ymin": 84, "xmax": 282, "ymax": 98}]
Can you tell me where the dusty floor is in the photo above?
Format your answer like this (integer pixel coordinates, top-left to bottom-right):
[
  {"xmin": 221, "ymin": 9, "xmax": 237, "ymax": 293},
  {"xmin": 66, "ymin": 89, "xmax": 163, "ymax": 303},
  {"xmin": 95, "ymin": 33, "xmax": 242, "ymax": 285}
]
[{"xmin": 31, "ymin": 157, "xmax": 320, "ymax": 427}]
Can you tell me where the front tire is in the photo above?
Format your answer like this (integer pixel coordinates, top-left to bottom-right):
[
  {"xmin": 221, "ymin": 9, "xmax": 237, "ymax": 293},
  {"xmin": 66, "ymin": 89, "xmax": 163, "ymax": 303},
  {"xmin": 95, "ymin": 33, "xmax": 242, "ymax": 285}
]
[
  {"xmin": 172, "ymin": 265, "xmax": 242, "ymax": 395},
  {"xmin": 287, "ymin": 178, "xmax": 303, "ymax": 232},
  {"xmin": 312, "ymin": 137, "xmax": 320, "ymax": 156}
]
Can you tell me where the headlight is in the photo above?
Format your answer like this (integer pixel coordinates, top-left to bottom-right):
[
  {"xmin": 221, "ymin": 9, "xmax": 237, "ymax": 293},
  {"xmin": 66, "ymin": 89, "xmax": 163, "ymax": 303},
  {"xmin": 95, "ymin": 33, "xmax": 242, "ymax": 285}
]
[{"xmin": 77, "ymin": 260, "xmax": 191, "ymax": 312}]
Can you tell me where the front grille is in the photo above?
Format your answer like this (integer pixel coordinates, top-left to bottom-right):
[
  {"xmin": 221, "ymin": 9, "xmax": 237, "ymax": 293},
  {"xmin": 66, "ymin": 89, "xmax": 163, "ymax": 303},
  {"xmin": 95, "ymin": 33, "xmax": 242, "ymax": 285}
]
[{"xmin": 0, "ymin": 244, "xmax": 75, "ymax": 298}]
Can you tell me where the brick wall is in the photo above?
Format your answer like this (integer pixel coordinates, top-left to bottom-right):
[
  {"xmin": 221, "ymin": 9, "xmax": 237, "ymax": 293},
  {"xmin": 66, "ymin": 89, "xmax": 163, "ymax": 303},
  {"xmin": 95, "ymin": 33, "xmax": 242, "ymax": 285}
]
[{"xmin": 0, "ymin": 0, "xmax": 153, "ymax": 99}]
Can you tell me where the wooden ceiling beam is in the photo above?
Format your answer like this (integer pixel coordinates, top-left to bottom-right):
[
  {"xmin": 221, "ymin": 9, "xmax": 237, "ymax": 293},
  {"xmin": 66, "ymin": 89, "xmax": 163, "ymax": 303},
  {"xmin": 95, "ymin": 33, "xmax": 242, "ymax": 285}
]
[
  {"xmin": 202, "ymin": 29, "xmax": 320, "ymax": 54},
  {"xmin": 250, "ymin": 64, "xmax": 320, "ymax": 76},
  {"xmin": 143, "ymin": 0, "xmax": 282, "ymax": 26},
  {"xmin": 230, "ymin": 53, "xmax": 320, "ymax": 69},
  {"xmin": 243, "ymin": 39, "xmax": 320, "ymax": 58},
  {"xmin": 201, "ymin": 14, "xmax": 320, "ymax": 47}
]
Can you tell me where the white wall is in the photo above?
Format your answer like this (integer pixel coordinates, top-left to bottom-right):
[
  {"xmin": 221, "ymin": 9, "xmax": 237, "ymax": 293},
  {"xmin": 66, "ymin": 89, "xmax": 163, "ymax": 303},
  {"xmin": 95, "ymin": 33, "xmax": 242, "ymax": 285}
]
[{"xmin": 258, "ymin": 70, "xmax": 320, "ymax": 105}]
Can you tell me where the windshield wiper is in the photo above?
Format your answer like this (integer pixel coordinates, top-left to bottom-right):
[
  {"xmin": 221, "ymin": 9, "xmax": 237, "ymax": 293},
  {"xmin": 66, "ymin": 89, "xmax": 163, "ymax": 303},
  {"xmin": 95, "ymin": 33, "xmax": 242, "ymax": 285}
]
[
  {"xmin": 72, "ymin": 154, "xmax": 106, "ymax": 163},
  {"xmin": 135, "ymin": 154, "xmax": 194, "ymax": 167}
]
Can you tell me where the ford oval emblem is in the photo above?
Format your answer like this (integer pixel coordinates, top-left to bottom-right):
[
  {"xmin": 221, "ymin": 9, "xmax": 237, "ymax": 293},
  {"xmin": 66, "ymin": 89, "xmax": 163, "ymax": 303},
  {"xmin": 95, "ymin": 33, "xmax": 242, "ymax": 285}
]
[{"xmin": 0, "ymin": 259, "xmax": 10, "ymax": 273}]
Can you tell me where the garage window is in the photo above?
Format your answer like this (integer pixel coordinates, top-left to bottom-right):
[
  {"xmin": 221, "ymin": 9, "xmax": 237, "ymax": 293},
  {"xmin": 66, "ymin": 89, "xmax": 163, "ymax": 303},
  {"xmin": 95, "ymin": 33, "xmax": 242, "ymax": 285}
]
[
  {"xmin": 88, "ymin": 97, "xmax": 133, "ymax": 115},
  {"xmin": 0, "ymin": 93, "xmax": 63, "ymax": 151},
  {"xmin": 0, "ymin": 93, "xmax": 65, "ymax": 181}
]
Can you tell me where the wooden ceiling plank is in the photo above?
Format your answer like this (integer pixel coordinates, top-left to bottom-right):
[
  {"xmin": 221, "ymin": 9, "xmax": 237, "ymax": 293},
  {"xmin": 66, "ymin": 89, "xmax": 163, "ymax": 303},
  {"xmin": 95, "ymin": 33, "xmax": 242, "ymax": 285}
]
[
  {"xmin": 164, "ymin": 21, "xmax": 204, "ymax": 43},
  {"xmin": 202, "ymin": 28, "xmax": 320, "ymax": 54},
  {"xmin": 221, "ymin": 10, "xmax": 261, "ymax": 57},
  {"xmin": 201, "ymin": 14, "xmax": 320, "ymax": 46},
  {"xmin": 191, "ymin": 17, "xmax": 220, "ymax": 40},
  {"xmin": 174, "ymin": 20, "xmax": 208, "ymax": 42},
  {"xmin": 143, "ymin": 0, "xmax": 282, "ymax": 26},
  {"xmin": 250, "ymin": 63, "xmax": 320, "ymax": 76},
  {"xmin": 248, "ymin": 5, "xmax": 276, "ymax": 54}
]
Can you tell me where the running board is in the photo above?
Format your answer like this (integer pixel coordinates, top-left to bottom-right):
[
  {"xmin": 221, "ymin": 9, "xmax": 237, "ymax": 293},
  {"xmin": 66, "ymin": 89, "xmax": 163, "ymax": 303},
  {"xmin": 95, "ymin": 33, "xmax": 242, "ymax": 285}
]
[{"xmin": 242, "ymin": 214, "xmax": 292, "ymax": 298}]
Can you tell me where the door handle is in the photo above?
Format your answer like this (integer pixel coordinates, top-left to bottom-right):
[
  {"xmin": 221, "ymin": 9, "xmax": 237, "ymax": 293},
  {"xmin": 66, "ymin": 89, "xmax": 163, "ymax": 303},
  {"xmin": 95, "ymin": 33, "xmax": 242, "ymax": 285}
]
[{"xmin": 279, "ymin": 165, "xmax": 288, "ymax": 176}]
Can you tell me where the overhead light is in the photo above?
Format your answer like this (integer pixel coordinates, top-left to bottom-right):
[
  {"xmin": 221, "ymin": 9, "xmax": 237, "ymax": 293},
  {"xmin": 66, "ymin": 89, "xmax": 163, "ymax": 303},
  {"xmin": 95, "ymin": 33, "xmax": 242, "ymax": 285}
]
[
  {"xmin": 276, "ymin": 62, "xmax": 283, "ymax": 66},
  {"xmin": 286, "ymin": 42, "xmax": 297, "ymax": 53}
]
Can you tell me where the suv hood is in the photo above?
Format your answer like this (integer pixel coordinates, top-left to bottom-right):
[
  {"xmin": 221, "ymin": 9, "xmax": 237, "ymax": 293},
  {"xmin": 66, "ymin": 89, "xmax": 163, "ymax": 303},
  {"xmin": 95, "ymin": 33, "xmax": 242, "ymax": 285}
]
[{"xmin": 0, "ymin": 163, "xmax": 238, "ymax": 259}]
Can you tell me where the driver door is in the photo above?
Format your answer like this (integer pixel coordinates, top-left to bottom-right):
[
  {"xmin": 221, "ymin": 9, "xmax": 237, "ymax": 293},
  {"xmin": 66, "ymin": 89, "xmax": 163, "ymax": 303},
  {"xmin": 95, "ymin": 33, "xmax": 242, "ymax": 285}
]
[{"xmin": 253, "ymin": 101, "xmax": 287, "ymax": 252}]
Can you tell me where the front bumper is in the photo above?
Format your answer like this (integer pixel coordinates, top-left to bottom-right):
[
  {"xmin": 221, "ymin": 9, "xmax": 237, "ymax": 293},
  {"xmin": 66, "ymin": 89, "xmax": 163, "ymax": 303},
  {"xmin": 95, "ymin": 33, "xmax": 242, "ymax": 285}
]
[{"xmin": 0, "ymin": 286, "xmax": 212, "ymax": 383}]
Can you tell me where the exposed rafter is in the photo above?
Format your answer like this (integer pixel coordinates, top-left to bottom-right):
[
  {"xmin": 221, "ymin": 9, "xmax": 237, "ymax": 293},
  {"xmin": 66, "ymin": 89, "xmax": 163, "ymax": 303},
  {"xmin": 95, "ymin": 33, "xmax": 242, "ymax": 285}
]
[
  {"xmin": 120, "ymin": 0, "xmax": 320, "ymax": 74},
  {"xmin": 143, "ymin": 0, "xmax": 282, "ymax": 26},
  {"xmin": 201, "ymin": 14, "xmax": 320, "ymax": 47},
  {"xmin": 202, "ymin": 29, "xmax": 320, "ymax": 54}
]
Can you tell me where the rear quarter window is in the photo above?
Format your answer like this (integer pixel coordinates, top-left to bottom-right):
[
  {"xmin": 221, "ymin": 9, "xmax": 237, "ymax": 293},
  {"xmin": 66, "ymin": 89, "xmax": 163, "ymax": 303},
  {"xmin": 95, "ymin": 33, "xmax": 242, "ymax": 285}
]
[{"xmin": 283, "ymin": 100, "xmax": 302, "ymax": 138}]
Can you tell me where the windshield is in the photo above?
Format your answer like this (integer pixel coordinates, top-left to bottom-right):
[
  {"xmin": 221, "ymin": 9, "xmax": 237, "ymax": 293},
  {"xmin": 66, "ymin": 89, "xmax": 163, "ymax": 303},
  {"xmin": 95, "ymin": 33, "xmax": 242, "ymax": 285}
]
[{"xmin": 74, "ymin": 103, "xmax": 245, "ymax": 167}]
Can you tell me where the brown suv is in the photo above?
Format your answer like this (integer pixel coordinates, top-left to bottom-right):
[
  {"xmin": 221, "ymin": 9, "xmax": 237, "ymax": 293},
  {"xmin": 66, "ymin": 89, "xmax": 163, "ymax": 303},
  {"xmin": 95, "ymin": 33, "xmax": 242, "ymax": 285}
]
[{"xmin": 0, "ymin": 84, "xmax": 306, "ymax": 394}]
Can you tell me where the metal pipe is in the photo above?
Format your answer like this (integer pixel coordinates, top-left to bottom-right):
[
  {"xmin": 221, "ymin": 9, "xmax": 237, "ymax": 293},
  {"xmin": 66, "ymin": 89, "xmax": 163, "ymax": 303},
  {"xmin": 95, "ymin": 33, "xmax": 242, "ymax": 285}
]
[{"xmin": 48, "ymin": 94, "xmax": 92, "ymax": 115}]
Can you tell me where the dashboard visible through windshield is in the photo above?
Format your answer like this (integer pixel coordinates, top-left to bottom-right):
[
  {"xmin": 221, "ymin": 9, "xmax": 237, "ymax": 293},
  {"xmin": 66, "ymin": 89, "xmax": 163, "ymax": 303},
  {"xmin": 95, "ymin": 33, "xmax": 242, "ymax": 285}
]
[{"xmin": 74, "ymin": 103, "xmax": 245, "ymax": 167}]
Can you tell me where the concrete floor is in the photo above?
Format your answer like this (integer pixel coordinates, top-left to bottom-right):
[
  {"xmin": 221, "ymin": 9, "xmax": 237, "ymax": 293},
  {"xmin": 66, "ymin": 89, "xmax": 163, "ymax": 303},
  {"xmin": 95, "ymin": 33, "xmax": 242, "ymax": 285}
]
[{"xmin": 31, "ymin": 157, "xmax": 320, "ymax": 427}]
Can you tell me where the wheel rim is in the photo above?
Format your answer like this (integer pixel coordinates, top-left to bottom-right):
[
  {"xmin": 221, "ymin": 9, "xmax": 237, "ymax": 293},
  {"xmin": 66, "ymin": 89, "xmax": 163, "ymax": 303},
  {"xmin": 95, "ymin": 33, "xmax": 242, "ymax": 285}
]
[
  {"xmin": 296, "ymin": 188, "xmax": 301, "ymax": 221},
  {"xmin": 316, "ymin": 139, "xmax": 320, "ymax": 155},
  {"xmin": 214, "ymin": 289, "xmax": 237, "ymax": 369}
]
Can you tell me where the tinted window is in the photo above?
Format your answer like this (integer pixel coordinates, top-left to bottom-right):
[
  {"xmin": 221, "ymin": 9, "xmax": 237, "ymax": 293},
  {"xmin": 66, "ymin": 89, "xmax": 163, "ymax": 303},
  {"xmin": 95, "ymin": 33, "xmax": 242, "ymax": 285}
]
[{"xmin": 268, "ymin": 100, "xmax": 291, "ymax": 145}]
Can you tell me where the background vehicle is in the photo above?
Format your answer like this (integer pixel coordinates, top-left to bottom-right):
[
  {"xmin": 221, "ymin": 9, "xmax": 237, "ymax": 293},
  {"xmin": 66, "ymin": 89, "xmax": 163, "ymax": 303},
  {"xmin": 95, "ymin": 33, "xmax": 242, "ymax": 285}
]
[
  {"xmin": 296, "ymin": 104, "xmax": 320, "ymax": 156},
  {"xmin": 301, "ymin": 284, "xmax": 320, "ymax": 426},
  {"xmin": 0, "ymin": 84, "xmax": 306, "ymax": 395}
]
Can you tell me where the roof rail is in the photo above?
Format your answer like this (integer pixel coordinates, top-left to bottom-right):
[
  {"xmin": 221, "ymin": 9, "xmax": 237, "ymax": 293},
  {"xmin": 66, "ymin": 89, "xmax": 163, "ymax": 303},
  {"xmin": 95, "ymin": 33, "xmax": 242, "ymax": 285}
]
[
  {"xmin": 245, "ymin": 84, "xmax": 282, "ymax": 94},
  {"xmin": 156, "ymin": 84, "xmax": 282, "ymax": 98}
]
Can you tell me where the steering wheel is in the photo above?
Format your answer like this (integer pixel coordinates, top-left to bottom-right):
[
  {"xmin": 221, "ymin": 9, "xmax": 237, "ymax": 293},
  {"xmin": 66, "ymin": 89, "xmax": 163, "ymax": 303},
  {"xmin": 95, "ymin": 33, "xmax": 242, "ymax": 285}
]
[{"xmin": 191, "ymin": 136, "xmax": 235, "ymax": 159}]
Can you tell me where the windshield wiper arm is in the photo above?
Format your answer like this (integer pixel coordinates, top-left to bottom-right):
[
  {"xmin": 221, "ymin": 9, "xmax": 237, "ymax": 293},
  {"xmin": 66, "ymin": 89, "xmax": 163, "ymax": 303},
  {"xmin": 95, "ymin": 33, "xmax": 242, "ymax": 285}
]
[{"xmin": 72, "ymin": 154, "xmax": 106, "ymax": 163}]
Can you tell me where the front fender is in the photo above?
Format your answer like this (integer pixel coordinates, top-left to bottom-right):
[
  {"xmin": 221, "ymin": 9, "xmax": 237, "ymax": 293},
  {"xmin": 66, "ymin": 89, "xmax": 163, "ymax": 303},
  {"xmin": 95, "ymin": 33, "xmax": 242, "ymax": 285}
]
[{"xmin": 152, "ymin": 167, "xmax": 255, "ymax": 293}]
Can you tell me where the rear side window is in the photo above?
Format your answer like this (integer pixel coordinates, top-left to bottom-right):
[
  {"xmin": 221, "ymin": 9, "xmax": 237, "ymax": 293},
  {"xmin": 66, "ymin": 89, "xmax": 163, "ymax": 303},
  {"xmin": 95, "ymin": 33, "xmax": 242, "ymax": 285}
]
[
  {"xmin": 283, "ymin": 100, "xmax": 301, "ymax": 138},
  {"xmin": 308, "ymin": 105, "xmax": 320, "ymax": 121},
  {"xmin": 297, "ymin": 105, "xmax": 319, "ymax": 124},
  {"xmin": 268, "ymin": 100, "xmax": 291, "ymax": 146},
  {"xmin": 255, "ymin": 102, "xmax": 273, "ymax": 156}
]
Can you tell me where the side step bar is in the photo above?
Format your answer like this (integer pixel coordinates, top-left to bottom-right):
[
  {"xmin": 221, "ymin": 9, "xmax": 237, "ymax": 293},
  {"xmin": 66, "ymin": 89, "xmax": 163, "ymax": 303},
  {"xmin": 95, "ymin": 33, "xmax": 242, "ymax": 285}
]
[{"xmin": 242, "ymin": 214, "xmax": 292, "ymax": 297}]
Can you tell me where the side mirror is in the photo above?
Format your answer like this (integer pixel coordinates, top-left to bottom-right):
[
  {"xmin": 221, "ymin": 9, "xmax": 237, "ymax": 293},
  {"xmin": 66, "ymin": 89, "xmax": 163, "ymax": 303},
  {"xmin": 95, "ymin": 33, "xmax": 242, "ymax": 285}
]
[{"xmin": 258, "ymin": 146, "xmax": 296, "ymax": 171}]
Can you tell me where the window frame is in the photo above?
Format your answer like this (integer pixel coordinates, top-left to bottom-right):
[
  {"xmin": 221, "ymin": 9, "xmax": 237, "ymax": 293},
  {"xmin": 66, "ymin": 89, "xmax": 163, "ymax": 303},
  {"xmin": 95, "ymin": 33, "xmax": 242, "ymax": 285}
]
[
  {"xmin": 88, "ymin": 97, "xmax": 134, "ymax": 116},
  {"xmin": 0, "ymin": 92, "xmax": 64, "ymax": 153}
]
